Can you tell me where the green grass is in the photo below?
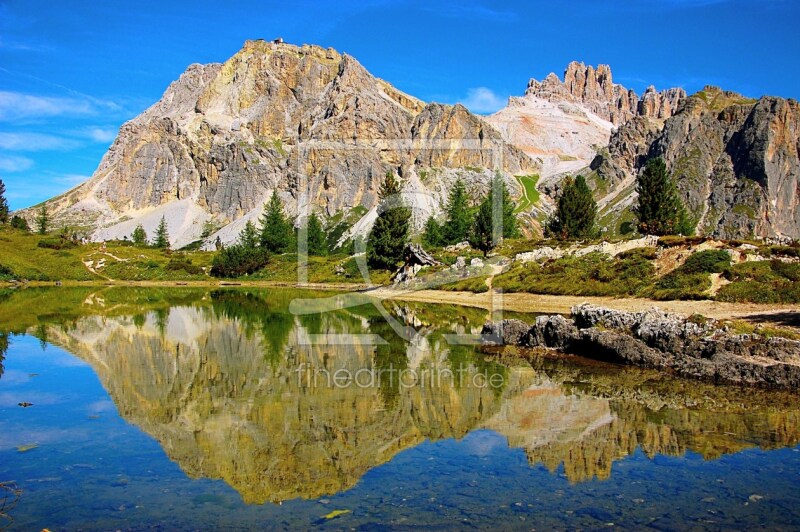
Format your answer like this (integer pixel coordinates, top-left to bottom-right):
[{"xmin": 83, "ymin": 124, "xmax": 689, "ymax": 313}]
[
  {"xmin": 439, "ymin": 275, "xmax": 490, "ymax": 293},
  {"xmin": 0, "ymin": 225, "xmax": 215, "ymax": 282},
  {"xmin": 99, "ymin": 248, "xmax": 215, "ymax": 281},
  {"xmin": 732, "ymin": 204, "xmax": 757, "ymax": 220},
  {"xmin": 493, "ymin": 249, "xmax": 656, "ymax": 297},
  {"xmin": 644, "ymin": 250, "xmax": 731, "ymax": 300},
  {"xmin": 246, "ymin": 253, "xmax": 392, "ymax": 285},
  {"xmin": 717, "ymin": 260, "xmax": 800, "ymax": 304},
  {"xmin": 723, "ymin": 319, "xmax": 800, "ymax": 341},
  {"xmin": 514, "ymin": 174, "xmax": 540, "ymax": 213},
  {"xmin": 692, "ymin": 87, "xmax": 757, "ymax": 111},
  {"xmin": 0, "ymin": 226, "xmax": 98, "ymax": 281}
]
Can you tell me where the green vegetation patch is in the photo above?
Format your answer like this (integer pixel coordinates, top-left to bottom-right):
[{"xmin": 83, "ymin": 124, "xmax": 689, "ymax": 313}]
[
  {"xmin": 0, "ymin": 226, "xmax": 97, "ymax": 281},
  {"xmin": 439, "ymin": 275, "xmax": 490, "ymax": 293},
  {"xmin": 493, "ymin": 249, "xmax": 656, "ymax": 297},
  {"xmin": 645, "ymin": 250, "xmax": 731, "ymax": 300},
  {"xmin": 717, "ymin": 260, "xmax": 800, "ymax": 304},
  {"xmin": 514, "ymin": 174, "xmax": 540, "ymax": 213}
]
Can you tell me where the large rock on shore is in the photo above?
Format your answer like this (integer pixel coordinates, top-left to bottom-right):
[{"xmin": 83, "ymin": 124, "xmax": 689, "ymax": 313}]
[{"xmin": 482, "ymin": 304, "xmax": 800, "ymax": 390}]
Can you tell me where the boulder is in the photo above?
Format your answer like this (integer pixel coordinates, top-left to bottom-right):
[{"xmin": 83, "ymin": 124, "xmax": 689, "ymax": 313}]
[{"xmin": 483, "ymin": 304, "xmax": 800, "ymax": 391}]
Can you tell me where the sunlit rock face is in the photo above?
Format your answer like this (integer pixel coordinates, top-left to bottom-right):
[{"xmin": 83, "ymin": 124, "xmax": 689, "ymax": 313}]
[
  {"xmin": 487, "ymin": 62, "xmax": 686, "ymax": 180},
  {"xmin": 593, "ymin": 86, "xmax": 800, "ymax": 239},
  {"xmin": 37, "ymin": 291, "xmax": 800, "ymax": 502},
  {"xmin": 25, "ymin": 40, "xmax": 535, "ymax": 248}
]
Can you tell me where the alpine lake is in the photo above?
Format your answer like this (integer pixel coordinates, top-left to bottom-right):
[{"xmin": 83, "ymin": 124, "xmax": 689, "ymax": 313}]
[{"xmin": 1, "ymin": 287, "xmax": 800, "ymax": 530}]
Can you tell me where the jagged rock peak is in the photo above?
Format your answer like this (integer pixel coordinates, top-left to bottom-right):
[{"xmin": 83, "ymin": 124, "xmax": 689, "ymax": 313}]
[{"xmin": 525, "ymin": 61, "xmax": 687, "ymax": 125}]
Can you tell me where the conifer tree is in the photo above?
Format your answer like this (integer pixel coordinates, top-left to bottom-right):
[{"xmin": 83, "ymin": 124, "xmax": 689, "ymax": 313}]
[
  {"xmin": 634, "ymin": 157, "xmax": 693, "ymax": 236},
  {"xmin": 132, "ymin": 224, "xmax": 148, "ymax": 246},
  {"xmin": 259, "ymin": 190, "xmax": 293, "ymax": 253},
  {"xmin": 238, "ymin": 220, "xmax": 259, "ymax": 249},
  {"xmin": 469, "ymin": 195, "xmax": 496, "ymax": 257},
  {"xmin": 548, "ymin": 175, "xmax": 597, "ymax": 239},
  {"xmin": 0, "ymin": 179, "xmax": 9, "ymax": 224},
  {"xmin": 468, "ymin": 176, "xmax": 519, "ymax": 255},
  {"xmin": 422, "ymin": 215, "xmax": 444, "ymax": 247},
  {"xmin": 153, "ymin": 216, "xmax": 170, "ymax": 249},
  {"xmin": 35, "ymin": 205, "xmax": 49, "ymax": 235},
  {"xmin": 306, "ymin": 212, "xmax": 328, "ymax": 256},
  {"xmin": 367, "ymin": 171, "xmax": 411, "ymax": 269},
  {"xmin": 10, "ymin": 215, "xmax": 29, "ymax": 231},
  {"xmin": 496, "ymin": 174, "xmax": 519, "ymax": 239},
  {"xmin": 442, "ymin": 178, "xmax": 471, "ymax": 244}
]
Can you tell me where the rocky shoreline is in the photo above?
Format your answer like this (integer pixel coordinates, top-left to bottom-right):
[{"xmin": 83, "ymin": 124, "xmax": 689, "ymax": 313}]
[{"xmin": 482, "ymin": 304, "xmax": 800, "ymax": 391}]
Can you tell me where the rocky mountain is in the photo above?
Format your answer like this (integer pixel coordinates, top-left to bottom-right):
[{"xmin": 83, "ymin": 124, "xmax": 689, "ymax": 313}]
[
  {"xmin": 487, "ymin": 62, "xmax": 686, "ymax": 180},
  {"xmin": 592, "ymin": 86, "xmax": 800, "ymax": 239},
  {"xmin": 29, "ymin": 40, "xmax": 534, "ymax": 248},
  {"xmin": 526, "ymin": 61, "xmax": 686, "ymax": 126},
  {"xmin": 21, "ymin": 43, "xmax": 800, "ymax": 243}
]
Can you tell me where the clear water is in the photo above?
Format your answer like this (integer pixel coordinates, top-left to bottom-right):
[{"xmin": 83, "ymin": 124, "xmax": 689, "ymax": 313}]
[{"xmin": 1, "ymin": 287, "xmax": 800, "ymax": 530}]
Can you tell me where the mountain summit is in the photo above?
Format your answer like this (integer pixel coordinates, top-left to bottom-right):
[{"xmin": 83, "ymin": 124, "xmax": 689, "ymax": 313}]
[{"xmin": 35, "ymin": 40, "xmax": 533, "ymax": 248}]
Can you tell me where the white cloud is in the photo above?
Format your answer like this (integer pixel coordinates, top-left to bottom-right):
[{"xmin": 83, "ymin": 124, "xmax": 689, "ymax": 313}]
[
  {"xmin": 54, "ymin": 174, "xmax": 90, "ymax": 186},
  {"xmin": 83, "ymin": 126, "xmax": 118, "ymax": 143},
  {"xmin": 0, "ymin": 91, "xmax": 120, "ymax": 121},
  {"xmin": 0, "ymin": 132, "xmax": 81, "ymax": 151},
  {"xmin": 0, "ymin": 155, "xmax": 33, "ymax": 172},
  {"xmin": 457, "ymin": 87, "xmax": 508, "ymax": 114}
]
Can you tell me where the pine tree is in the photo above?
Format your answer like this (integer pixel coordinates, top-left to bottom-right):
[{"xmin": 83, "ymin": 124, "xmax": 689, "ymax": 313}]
[
  {"xmin": 367, "ymin": 171, "xmax": 411, "ymax": 269},
  {"xmin": 35, "ymin": 205, "xmax": 49, "ymax": 235},
  {"xmin": 496, "ymin": 174, "xmax": 519, "ymax": 239},
  {"xmin": 442, "ymin": 178, "xmax": 471, "ymax": 244},
  {"xmin": 422, "ymin": 215, "xmax": 444, "ymax": 247},
  {"xmin": 548, "ymin": 175, "xmax": 597, "ymax": 239},
  {"xmin": 306, "ymin": 212, "xmax": 328, "ymax": 256},
  {"xmin": 154, "ymin": 216, "xmax": 170, "ymax": 249},
  {"xmin": 634, "ymin": 157, "xmax": 693, "ymax": 236},
  {"xmin": 132, "ymin": 224, "xmax": 148, "ymax": 246},
  {"xmin": 238, "ymin": 220, "xmax": 259, "ymax": 250},
  {"xmin": 0, "ymin": 179, "xmax": 9, "ymax": 224},
  {"xmin": 10, "ymin": 215, "xmax": 29, "ymax": 231},
  {"xmin": 467, "ymin": 176, "xmax": 519, "ymax": 255},
  {"xmin": 469, "ymin": 195, "xmax": 496, "ymax": 257},
  {"xmin": 259, "ymin": 190, "xmax": 293, "ymax": 253}
]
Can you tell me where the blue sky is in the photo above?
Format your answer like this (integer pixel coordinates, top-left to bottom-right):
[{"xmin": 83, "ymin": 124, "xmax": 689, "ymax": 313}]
[{"xmin": 1, "ymin": 0, "xmax": 798, "ymax": 210}]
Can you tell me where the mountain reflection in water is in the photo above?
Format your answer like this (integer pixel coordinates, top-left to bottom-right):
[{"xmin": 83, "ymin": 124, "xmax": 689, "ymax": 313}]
[{"xmin": 6, "ymin": 288, "xmax": 800, "ymax": 505}]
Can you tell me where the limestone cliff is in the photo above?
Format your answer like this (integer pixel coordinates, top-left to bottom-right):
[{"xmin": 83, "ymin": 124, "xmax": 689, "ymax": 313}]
[
  {"xmin": 525, "ymin": 62, "xmax": 686, "ymax": 125},
  {"xmin": 486, "ymin": 62, "xmax": 685, "ymax": 182},
  {"xmin": 30, "ymin": 40, "xmax": 535, "ymax": 248},
  {"xmin": 592, "ymin": 86, "xmax": 800, "ymax": 239}
]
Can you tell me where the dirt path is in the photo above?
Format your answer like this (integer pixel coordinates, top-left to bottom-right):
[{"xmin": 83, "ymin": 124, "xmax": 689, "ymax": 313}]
[{"xmin": 368, "ymin": 287, "xmax": 799, "ymax": 322}]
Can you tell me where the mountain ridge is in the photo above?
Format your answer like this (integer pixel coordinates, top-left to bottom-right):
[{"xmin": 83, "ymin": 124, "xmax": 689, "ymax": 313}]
[{"xmin": 18, "ymin": 40, "xmax": 800, "ymax": 244}]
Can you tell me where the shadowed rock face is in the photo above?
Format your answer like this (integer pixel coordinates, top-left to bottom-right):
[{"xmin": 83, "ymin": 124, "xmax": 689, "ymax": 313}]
[
  {"xmin": 594, "ymin": 87, "xmax": 800, "ymax": 239},
  {"xmin": 28, "ymin": 291, "xmax": 800, "ymax": 501},
  {"xmin": 27, "ymin": 40, "xmax": 534, "ymax": 248}
]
